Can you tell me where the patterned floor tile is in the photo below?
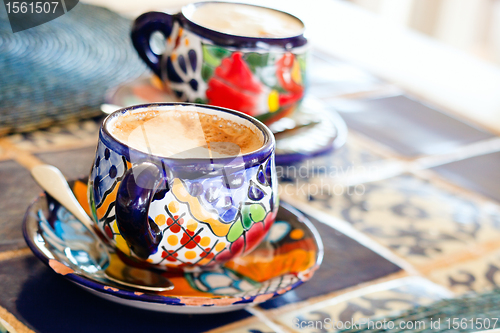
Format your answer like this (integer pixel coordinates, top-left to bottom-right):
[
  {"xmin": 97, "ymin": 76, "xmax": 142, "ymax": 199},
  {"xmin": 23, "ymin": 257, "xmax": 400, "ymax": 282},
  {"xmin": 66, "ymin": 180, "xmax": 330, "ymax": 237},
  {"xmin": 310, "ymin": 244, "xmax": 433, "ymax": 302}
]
[
  {"xmin": 281, "ymin": 173, "xmax": 500, "ymax": 269},
  {"xmin": 0, "ymin": 255, "xmax": 251, "ymax": 333},
  {"xmin": 6, "ymin": 118, "xmax": 102, "ymax": 152},
  {"xmin": 35, "ymin": 146, "xmax": 97, "ymax": 180},
  {"xmin": 0, "ymin": 160, "xmax": 41, "ymax": 251},
  {"xmin": 428, "ymin": 246, "xmax": 500, "ymax": 295},
  {"xmin": 275, "ymin": 277, "xmax": 451, "ymax": 333},
  {"xmin": 258, "ymin": 213, "xmax": 401, "ymax": 309},
  {"xmin": 207, "ymin": 317, "xmax": 276, "ymax": 333},
  {"xmin": 325, "ymin": 95, "xmax": 495, "ymax": 157},
  {"xmin": 432, "ymin": 151, "xmax": 500, "ymax": 203},
  {"xmin": 277, "ymin": 133, "xmax": 384, "ymax": 185}
]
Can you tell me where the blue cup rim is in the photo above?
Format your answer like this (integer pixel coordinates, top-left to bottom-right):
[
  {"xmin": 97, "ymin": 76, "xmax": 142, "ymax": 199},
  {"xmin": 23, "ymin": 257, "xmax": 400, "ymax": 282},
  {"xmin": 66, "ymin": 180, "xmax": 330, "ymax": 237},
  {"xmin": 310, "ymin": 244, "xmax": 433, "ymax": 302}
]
[
  {"xmin": 100, "ymin": 102, "xmax": 275, "ymax": 167},
  {"xmin": 178, "ymin": 1, "xmax": 308, "ymax": 48}
]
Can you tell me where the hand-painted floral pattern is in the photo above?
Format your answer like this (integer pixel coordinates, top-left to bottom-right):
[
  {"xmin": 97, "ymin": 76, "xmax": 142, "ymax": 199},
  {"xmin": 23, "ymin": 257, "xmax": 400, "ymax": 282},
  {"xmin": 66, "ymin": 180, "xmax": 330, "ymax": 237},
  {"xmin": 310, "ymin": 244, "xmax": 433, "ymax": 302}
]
[
  {"xmin": 163, "ymin": 22, "xmax": 207, "ymax": 102},
  {"xmin": 89, "ymin": 135, "xmax": 277, "ymax": 268},
  {"xmin": 206, "ymin": 52, "xmax": 270, "ymax": 116},
  {"xmin": 26, "ymin": 191, "xmax": 321, "ymax": 308},
  {"xmin": 158, "ymin": 26, "xmax": 308, "ymax": 124},
  {"xmin": 144, "ymin": 157, "xmax": 277, "ymax": 268},
  {"xmin": 89, "ymin": 140, "xmax": 127, "ymax": 207}
]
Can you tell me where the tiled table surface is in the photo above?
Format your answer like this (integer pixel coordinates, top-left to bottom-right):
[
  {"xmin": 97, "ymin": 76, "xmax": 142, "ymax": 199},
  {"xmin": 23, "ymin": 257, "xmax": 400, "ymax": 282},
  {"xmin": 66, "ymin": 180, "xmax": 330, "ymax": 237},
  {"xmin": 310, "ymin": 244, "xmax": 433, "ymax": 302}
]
[{"xmin": 1, "ymin": 51, "xmax": 500, "ymax": 333}]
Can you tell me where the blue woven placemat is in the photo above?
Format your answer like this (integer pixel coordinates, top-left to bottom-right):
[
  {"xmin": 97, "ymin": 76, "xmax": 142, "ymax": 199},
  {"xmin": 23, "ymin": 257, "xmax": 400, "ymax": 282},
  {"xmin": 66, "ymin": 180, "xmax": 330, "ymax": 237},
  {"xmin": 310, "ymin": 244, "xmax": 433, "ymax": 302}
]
[{"xmin": 0, "ymin": 3, "xmax": 146, "ymax": 135}]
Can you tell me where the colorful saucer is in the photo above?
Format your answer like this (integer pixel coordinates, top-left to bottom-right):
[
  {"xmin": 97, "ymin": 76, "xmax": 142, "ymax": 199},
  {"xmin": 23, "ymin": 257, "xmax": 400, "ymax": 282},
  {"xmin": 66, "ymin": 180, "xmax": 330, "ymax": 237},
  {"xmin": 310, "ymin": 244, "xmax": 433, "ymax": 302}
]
[
  {"xmin": 23, "ymin": 179, "xmax": 323, "ymax": 314},
  {"xmin": 105, "ymin": 76, "xmax": 347, "ymax": 165}
]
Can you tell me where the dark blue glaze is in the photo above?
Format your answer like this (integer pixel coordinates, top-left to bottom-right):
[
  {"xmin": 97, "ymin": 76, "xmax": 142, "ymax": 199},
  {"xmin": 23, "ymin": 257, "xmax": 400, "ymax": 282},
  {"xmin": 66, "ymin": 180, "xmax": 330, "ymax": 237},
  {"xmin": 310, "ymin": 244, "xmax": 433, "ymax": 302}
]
[
  {"xmin": 178, "ymin": 55, "xmax": 187, "ymax": 74},
  {"xmin": 131, "ymin": 12, "xmax": 176, "ymax": 77},
  {"xmin": 115, "ymin": 162, "xmax": 164, "ymax": 259},
  {"xmin": 248, "ymin": 181, "xmax": 265, "ymax": 201},
  {"xmin": 131, "ymin": 2, "xmax": 307, "ymax": 79},
  {"xmin": 188, "ymin": 79, "xmax": 198, "ymax": 91},
  {"xmin": 188, "ymin": 49, "xmax": 197, "ymax": 71},
  {"xmin": 264, "ymin": 159, "xmax": 272, "ymax": 185},
  {"xmin": 221, "ymin": 206, "xmax": 238, "ymax": 221},
  {"xmin": 166, "ymin": 57, "xmax": 183, "ymax": 83},
  {"xmin": 257, "ymin": 168, "xmax": 266, "ymax": 186},
  {"xmin": 178, "ymin": 2, "xmax": 307, "ymax": 48},
  {"xmin": 100, "ymin": 103, "xmax": 275, "ymax": 178},
  {"xmin": 99, "ymin": 103, "xmax": 275, "ymax": 260}
]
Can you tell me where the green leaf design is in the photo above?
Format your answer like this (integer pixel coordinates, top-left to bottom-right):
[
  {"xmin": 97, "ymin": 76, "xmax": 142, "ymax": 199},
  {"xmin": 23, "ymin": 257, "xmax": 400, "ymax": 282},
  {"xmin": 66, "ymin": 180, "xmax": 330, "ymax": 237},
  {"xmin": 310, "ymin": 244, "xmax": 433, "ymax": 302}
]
[
  {"xmin": 241, "ymin": 205, "xmax": 254, "ymax": 229},
  {"xmin": 201, "ymin": 63, "xmax": 214, "ymax": 82},
  {"xmin": 89, "ymin": 188, "xmax": 98, "ymax": 223},
  {"xmin": 194, "ymin": 97, "xmax": 207, "ymax": 104},
  {"xmin": 249, "ymin": 204, "xmax": 266, "ymax": 223},
  {"xmin": 242, "ymin": 203, "xmax": 266, "ymax": 229},
  {"xmin": 202, "ymin": 45, "xmax": 231, "ymax": 67},
  {"xmin": 297, "ymin": 52, "xmax": 308, "ymax": 84},
  {"xmin": 245, "ymin": 53, "xmax": 270, "ymax": 73},
  {"xmin": 297, "ymin": 53, "xmax": 308, "ymax": 71},
  {"xmin": 227, "ymin": 218, "xmax": 244, "ymax": 242}
]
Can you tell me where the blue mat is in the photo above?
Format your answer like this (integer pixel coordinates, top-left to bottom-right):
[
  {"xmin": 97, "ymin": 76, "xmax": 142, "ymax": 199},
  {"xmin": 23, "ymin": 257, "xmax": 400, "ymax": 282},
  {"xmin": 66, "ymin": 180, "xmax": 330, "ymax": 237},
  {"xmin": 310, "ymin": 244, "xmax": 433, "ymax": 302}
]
[{"xmin": 0, "ymin": 3, "xmax": 146, "ymax": 135}]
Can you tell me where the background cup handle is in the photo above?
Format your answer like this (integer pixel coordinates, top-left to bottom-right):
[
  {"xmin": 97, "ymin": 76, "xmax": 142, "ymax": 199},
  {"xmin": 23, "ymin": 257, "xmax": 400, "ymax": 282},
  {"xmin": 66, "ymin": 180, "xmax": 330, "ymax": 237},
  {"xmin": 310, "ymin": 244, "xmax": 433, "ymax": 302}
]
[
  {"xmin": 131, "ymin": 12, "xmax": 177, "ymax": 77},
  {"xmin": 115, "ymin": 162, "xmax": 165, "ymax": 260}
]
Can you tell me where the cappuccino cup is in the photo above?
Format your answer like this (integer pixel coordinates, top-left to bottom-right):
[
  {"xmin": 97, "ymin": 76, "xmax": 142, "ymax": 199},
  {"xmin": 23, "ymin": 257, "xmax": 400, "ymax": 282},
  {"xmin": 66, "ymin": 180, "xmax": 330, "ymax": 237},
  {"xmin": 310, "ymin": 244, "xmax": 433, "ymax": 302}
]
[
  {"xmin": 131, "ymin": 2, "xmax": 308, "ymax": 125},
  {"xmin": 88, "ymin": 103, "xmax": 278, "ymax": 270}
]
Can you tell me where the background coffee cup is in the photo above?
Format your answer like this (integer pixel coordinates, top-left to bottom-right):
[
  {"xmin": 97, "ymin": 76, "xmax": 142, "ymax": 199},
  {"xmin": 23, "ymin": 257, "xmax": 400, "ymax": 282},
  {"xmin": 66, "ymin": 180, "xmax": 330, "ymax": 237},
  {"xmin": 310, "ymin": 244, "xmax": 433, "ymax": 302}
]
[
  {"xmin": 88, "ymin": 103, "xmax": 278, "ymax": 270},
  {"xmin": 131, "ymin": 2, "xmax": 308, "ymax": 125}
]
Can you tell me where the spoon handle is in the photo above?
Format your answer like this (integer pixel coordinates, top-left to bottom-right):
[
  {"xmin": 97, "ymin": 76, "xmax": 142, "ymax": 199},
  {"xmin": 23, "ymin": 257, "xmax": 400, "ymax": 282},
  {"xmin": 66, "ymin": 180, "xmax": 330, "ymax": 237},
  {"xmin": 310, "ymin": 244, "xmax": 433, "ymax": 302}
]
[
  {"xmin": 31, "ymin": 164, "xmax": 175, "ymax": 292},
  {"xmin": 31, "ymin": 165, "xmax": 96, "ymax": 232}
]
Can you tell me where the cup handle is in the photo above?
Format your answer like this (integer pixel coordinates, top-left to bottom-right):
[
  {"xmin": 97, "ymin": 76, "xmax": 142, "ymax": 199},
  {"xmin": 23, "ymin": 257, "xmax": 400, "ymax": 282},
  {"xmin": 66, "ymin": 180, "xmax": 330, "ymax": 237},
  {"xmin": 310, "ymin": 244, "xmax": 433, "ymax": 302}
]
[
  {"xmin": 131, "ymin": 12, "xmax": 177, "ymax": 77},
  {"xmin": 115, "ymin": 162, "xmax": 165, "ymax": 260}
]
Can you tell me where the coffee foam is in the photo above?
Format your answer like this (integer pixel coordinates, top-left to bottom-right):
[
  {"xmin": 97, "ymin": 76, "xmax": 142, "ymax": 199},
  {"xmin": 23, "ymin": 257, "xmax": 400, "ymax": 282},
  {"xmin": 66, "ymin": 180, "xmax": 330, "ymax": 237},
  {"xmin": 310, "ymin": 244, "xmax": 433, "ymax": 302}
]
[
  {"xmin": 108, "ymin": 107, "xmax": 264, "ymax": 158},
  {"xmin": 187, "ymin": 3, "xmax": 303, "ymax": 38}
]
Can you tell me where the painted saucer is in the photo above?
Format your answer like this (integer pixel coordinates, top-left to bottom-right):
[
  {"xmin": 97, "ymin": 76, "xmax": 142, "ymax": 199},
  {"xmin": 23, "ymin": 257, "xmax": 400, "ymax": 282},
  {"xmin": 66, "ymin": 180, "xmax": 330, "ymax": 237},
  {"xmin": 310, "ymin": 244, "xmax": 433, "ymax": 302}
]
[
  {"xmin": 23, "ymin": 178, "xmax": 323, "ymax": 314},
  {"xmin": 105, "ymin": 76, "xmax": 347, "ymax": 165}
]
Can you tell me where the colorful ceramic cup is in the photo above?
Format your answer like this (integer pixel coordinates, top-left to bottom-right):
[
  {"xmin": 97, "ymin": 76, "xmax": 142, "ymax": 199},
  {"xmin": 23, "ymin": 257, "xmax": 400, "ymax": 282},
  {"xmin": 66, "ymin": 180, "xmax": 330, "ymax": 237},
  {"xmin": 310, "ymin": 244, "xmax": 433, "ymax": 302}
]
[
  {"xmin": 131, "ymin": 2, "xmax": 308, "ymax": 125},
  {"xmin": 88, "ymin": 103, "xmax": 278, "ymax": 270}
]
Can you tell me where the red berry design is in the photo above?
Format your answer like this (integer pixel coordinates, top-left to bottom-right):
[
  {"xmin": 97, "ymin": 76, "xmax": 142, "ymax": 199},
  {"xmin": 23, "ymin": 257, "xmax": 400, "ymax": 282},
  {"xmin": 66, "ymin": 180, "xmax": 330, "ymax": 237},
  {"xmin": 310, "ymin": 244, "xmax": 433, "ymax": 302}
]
[
  {"xmin": 180, "ymin": 230, "xmax": 201, "ymax": 249},
  {"xmin": 200, "ymin": 248, "xmax": 214, "ymax": 258},
  {"xmin": 200, "ymin": 252, "xmax": 214, "ymax": 260},
  {"xmin": 104, "ymin": 225, "xmax": 113, "ymax": 239},
  {"xmin": 161, "ymin": 250, "xmax": 178, "ymax": 262},
  {"xmin": 167, "ymin": 217, "xmax": 181, "ymax": 233},
  {"xmin": 175, "ymin": 216, "xmax": 184, "ymax": 225}
]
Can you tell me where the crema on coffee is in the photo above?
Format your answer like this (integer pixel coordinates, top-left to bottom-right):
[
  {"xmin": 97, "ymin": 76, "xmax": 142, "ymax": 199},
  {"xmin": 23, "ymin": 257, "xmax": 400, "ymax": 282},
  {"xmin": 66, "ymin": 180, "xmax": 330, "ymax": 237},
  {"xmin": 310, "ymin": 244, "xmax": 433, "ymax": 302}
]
[
  {"xmin": 109, "ymin": 108, "xmax": 264, "ymax": 158},
  {"xmin": 187, "ymin": 3, "xmax": 303, "ymax": 38}
]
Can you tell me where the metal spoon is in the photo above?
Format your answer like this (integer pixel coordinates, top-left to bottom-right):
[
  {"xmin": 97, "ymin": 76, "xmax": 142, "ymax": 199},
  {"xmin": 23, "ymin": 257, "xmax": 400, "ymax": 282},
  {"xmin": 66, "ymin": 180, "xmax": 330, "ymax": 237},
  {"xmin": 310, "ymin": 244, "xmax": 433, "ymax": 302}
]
[{"xmin": 31, "ymin": 164, "xmax": 174, "ymax": 292}]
